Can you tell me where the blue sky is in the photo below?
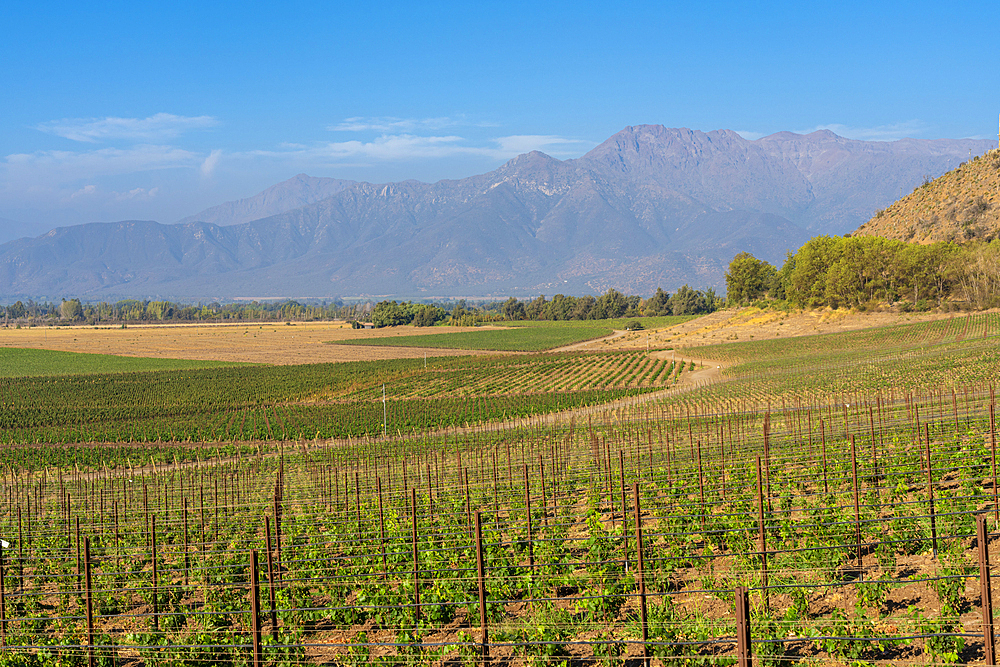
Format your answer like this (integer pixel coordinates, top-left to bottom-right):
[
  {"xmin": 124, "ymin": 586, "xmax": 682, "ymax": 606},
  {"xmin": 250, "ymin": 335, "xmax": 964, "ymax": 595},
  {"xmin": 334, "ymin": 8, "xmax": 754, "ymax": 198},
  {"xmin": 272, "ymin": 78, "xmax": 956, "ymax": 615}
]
[{"xmin": 2, "ymin": 0, "xmax": 998, "ymax": 241}]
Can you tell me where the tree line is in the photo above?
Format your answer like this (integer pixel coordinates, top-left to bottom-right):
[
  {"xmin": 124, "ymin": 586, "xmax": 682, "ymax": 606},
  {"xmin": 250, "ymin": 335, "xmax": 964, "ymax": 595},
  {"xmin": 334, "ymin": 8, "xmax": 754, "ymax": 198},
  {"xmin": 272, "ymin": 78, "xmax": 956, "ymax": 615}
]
[
  {"xmin": 0, "ymin": 298, "xmax": 375, "ymax": 326},
  {"xmin": 368, "ymin": 285, "xmax": 721, "ymax": 328},
  {"xmin": 1, "ymin": 283, "xmax": 724, "ymax": 329},
  {"xmin": 726, "ymin": 236, "xmax": 1000, "ymax": 310}
]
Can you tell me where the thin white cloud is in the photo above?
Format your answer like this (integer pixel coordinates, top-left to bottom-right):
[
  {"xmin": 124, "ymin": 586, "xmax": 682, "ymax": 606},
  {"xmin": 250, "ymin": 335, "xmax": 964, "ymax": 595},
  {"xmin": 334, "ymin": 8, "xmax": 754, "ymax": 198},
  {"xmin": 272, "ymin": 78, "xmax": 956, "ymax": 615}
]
[
  {"xmin": 115, "ymin": 187, "xmax": 159, "ymax": 201},
  {"xmin": 330, "ymin": 116, "xmax": 462, "ymax": 133},
  {"xmin": 201, "ymin": 149, "xmax": 222, "ymax": 177},
  {"xmin": 71, "ymin": 185, "xmax": 97, "ymax": 198},
  {"xmin": 3, "ymin": 145, "xmax": 201, "ymax": 183},
  {"xmin": 37, "ymin": 113, "xmax": 218, "ymax": 143},
  {"xmin": 797, "ymin": 120, "xmax": 930, "ymax": 142},
  {"xmin": 246, "ymin": 133, "xmax": 591, "ymax": 164},
  {"xmin": 733, "ymin": 130, "xmax": 764, "ymax": 141},
  {"xmin": 492, "ymin": 135, "xmax": 591, "ymax": 157}
]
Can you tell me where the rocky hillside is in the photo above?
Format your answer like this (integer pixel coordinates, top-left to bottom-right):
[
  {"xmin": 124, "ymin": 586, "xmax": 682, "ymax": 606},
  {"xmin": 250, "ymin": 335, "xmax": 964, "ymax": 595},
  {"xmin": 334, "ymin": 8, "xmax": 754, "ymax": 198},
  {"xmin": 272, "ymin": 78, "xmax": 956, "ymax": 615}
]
[{"xmin": 854, "ymin": 149, "xmax": 1000, "ymax": 243}]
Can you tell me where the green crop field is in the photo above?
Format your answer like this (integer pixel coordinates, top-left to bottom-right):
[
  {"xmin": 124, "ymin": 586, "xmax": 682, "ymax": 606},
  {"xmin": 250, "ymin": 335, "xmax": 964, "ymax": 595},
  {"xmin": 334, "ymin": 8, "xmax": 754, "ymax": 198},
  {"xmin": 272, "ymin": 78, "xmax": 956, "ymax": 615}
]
[
  {"xmin": 0, "ymin": 347, "xmax": 242, "ymax": 377},
  {"xmin": 3, "ymin": 311, "xmax": 1000, "ymax": 666},
  {"xmin": 332, "ymin": 315, "xmax": 697, "ymax": 351},
  {"xmin": 0, "ymin": 349, "xmax": 687, "ymax": 447},
  {"xmin": 674, "ymin": 312, "xmax": 1000, "ymax": 407}
]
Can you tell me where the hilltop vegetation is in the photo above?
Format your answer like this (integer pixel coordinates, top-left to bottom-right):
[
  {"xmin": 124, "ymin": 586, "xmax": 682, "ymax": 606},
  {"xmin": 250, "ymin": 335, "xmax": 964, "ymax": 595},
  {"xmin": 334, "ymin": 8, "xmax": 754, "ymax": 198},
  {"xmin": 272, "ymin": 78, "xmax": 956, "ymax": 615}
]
[
  {"xmin": 726, "ymin": 236, "xmax": 1000, "ymax": 310},
  {"xmin": 855, "ymin": 148, "xmax": 1000, "ymax": 243}
]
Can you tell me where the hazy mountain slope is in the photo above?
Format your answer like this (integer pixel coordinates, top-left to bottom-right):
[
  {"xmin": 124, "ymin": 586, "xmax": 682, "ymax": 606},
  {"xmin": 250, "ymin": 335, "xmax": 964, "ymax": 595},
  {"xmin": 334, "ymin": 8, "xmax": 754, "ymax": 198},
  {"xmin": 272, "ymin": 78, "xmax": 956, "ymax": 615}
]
[
  {"xmin": 177, "ymin": 174, "xmax": 356, "ymax": 226},
  {"xmin": 0, "ymin": 125, "xmax": 990, "ymax": 300},
  {"xmin": 581, "ymin": 126, "xmax": 991, "ymax": 233},
  {"xmin": 854, "ymin": 149, "xmax": 1000, "ymax": 243}
]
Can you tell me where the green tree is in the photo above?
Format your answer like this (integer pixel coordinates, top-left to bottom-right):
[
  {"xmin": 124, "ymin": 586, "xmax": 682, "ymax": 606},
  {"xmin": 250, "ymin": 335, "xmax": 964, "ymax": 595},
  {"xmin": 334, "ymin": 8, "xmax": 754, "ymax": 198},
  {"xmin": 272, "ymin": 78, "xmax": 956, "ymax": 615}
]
[
  {"xmin": 596, "ymin": 288, "xmax": 628, "ymax": 318},
  {"xmin": 643, "ymin": 288, "xmax": 671, "ymax": 316},
  {"xmin": 788, "ymin": 236, "xmax": 843, "ymax": 307},
  {"xmin": 412, "ymin": 305, "xmax": 444, "ymax": 327},
  {"xmin": 501, "ymin": 297, "xmax": 526, "ymax": 320},
  {"xmin": 371, "ymin": 301, "xmax": 409, "ymax": 327},
  {"xmin": 60, "ymin": 298, "xmax": 83, "ymax": 321},
  {"xmin": 725, "ymin": 252, "xmax": 777, "ymax": 304},
  {"xmin": 671, "ymin": 284, "xmax": 713, "ymax": 315}
]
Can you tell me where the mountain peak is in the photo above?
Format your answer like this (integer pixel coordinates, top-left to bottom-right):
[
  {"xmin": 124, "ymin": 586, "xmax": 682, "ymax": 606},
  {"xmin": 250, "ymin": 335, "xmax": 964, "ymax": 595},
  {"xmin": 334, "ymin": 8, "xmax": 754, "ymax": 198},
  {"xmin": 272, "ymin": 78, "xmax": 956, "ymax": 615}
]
[{"xmin": 177, "ymin": 174, "xmax": 356, "ymax": 226}]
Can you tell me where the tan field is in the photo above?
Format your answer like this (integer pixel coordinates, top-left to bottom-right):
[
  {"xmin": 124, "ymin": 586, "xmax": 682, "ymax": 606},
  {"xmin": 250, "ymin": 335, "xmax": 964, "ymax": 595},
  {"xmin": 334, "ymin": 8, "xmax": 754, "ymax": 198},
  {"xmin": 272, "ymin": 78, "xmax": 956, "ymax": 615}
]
[
  {"xmin": 0, "ymin": 307, "xmax": 966, "ymax": 366},
  {"xmin": 0, "ymin": 320, "xmax": 492, "ymax": 364}
]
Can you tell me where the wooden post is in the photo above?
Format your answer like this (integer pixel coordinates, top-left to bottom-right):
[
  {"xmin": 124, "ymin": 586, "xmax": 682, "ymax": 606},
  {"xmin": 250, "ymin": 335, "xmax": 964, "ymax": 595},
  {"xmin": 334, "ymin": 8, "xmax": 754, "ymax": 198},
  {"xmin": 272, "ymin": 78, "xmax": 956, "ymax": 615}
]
[
  {"xmin": 632, "ymin": 483, "xmax": 648, "ymax": 665},
  {"xmin": 978, "ymin": 514, "xmax": 995, "ymax": 666},
  {"xmin": 735, "ymin": 585, "xmax": 752, "ymax": 667},
  {"xmin": 474, "ymin": 512, "xmax": 489, "ymax": 663},
  {"xmin": 249, "ymin": 550, "xmax": 262, "ymax": 667}
]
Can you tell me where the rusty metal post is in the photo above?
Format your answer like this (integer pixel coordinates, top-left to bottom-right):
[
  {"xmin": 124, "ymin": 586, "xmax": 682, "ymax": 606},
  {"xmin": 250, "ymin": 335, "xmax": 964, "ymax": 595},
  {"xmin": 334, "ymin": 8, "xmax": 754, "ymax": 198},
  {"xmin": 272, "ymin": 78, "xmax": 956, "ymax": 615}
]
[
  {"xmin": 84, "ymin": 537, "xmax": 94, "ymax": 667},
  {"xmin": 978, "ymin": 514, "xmax": 995, "ymax": 666},
  {"xmin": 411, "ymin": 488, "xmax": 420, "ymax": 626},
  {"xmin": 539, "ymin": 455, "xmax": 548, "ymax": 527},
  {"xmin": 183, "ymin": 498, "xmax": 190, "ymax": 587},
  {"xmin": 264, "ymin": 517, "xmax": 278, "ymax": 642},
  {"xmin": 474, "ymin": 512, "xmax": 489, "ymax": 663},
  {"xmin": 0, "ymin": 538, "xmax": 5, "ymax": 648},
  {"xmin": 370, "ymin": 476, "xmax": 384, "ymax": 580},
  {"xmin": 820, "ymin": 419, "xmax": 829, "ymax": 494},
  {"xmin": 850, "ymin": 436, "xmax": 863, "ymax": 577},
  {"xmin": 992, "ymin": 402, "xmax": 998, "ymax": 526},
  {"xmin": 272, "ymin": 493, "xmax": 282, "ymax": 583},
  {"xmin": 755, "ymin": 455, "xmax": 768, "ymax": 612},
  {"xmin": 632, "ymin": 483, "xmax": 648, "ymax": 665},
  {"xmin": 926, "ymin": 424, "xmax": 938, "ymax": 557},
  {"xmin": 619, "ymin": 450, "xmax": 629, "ymax": 570},
  {"xmin": 151, "ymin": 515, "xmax": 159, "ymax": 632},
  {"xmin": 735, "ymin": 585, "xmax": 752, "ymax": 667},
  {"xmin": 697, "ymin": 440, "xmax": 706, "ymax": 531},
  {"xmin": 250, "ymin": 550, "xmax": 262, "ymax": 667},
  {"xmin": 523, "ymin": 464, "xmax": 534, "ymax": 581}
]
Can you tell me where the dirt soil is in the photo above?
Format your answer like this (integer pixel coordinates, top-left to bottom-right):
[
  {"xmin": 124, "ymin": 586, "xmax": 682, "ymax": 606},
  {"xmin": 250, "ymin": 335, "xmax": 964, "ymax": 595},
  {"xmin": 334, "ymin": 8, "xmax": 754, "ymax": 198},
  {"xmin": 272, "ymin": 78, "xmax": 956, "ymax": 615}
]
[{"xmin": 0, "ymin": 321, "xmax": 492, "ymax": 364}]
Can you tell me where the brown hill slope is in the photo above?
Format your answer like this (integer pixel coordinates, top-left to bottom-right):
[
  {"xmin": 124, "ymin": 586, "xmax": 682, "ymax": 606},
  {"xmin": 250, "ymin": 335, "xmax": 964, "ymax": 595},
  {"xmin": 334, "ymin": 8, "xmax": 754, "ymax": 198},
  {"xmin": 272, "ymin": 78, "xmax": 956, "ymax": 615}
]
[{"xmin": 855, "ymin": 149, "xmax": 1000, "ymax": 242}]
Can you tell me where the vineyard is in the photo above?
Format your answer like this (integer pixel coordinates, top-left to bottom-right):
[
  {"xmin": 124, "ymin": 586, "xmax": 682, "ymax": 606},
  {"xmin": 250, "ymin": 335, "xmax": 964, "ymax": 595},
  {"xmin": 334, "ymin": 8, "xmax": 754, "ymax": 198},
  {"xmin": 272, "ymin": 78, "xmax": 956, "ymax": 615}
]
[
  {"xmin": 1, "ymin": 312, "xmax": 1000, "ymax": 665},
  {"xmin": 0, "ymin": 351, "xmax": 688, "ymax": 448},
  {"xmin": 0, "ymin": 348, "xmax": 240, "ymax": 379},
  {"xmin": 332, "ymin": 316, "xmax": 695, "ymax": 353}
]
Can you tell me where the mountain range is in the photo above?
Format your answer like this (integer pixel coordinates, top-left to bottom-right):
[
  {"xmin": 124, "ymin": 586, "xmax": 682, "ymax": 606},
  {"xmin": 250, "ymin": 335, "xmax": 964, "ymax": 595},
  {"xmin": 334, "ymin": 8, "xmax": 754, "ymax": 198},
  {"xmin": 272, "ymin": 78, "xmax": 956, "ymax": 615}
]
[{"xmin": 0, "ymin": 125, "xmax": 991, "ymax": 301}]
